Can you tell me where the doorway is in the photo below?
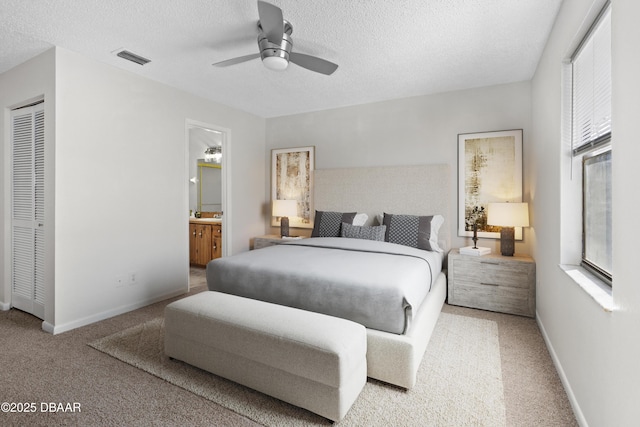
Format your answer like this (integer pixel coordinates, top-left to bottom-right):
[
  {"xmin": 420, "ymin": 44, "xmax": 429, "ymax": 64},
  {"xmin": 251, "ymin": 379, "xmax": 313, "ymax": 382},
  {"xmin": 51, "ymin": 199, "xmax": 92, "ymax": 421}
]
[{"xmin": 186, "ymin": 120, "xmax": 231, "ymax": 260}]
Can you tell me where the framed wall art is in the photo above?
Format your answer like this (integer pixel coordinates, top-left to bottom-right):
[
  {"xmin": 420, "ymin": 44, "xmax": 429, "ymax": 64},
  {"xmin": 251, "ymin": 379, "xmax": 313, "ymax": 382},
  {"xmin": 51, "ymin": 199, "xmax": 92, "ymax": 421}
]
[
  {"xmin": 458, "ymin": 129, "xmax": 523, "ymax": 240},
  {"xmin": 271, "ymin": 146, "xmax": 315, "ymax": 229}
]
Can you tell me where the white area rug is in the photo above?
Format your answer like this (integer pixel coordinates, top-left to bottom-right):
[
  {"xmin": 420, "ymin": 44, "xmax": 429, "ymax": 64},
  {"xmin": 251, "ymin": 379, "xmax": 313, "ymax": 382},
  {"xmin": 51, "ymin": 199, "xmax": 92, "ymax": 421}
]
[{"xmin": 89, "ymin": 312, "xmax": 506, "ymax": 426}]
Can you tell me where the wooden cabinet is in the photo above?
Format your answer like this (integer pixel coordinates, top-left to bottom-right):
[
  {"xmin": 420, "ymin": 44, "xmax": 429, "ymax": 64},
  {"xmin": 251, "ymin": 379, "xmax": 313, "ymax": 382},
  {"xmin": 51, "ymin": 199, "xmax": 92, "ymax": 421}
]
[
  {"xmin": 211, "ymin": 223, "xmax": 222, "ymax": 260},
  {"xmin": 447, "ymin": 249, "xmax": 536, "ymax": 317},
  {"xmin": 189, "ymin": 220, "xmax": 222, "ymax": 266}
]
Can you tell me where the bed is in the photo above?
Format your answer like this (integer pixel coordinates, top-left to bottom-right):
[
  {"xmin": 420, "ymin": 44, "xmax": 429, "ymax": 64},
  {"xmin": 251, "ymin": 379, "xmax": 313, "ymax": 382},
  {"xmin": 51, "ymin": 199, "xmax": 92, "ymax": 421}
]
[
  {"xmin": 208, "ymin": 236, "xmax": 442, "ymax": 335},
  {"xmin": 207, "ymin": 164, "xmax": 450, "ymax": 389}
]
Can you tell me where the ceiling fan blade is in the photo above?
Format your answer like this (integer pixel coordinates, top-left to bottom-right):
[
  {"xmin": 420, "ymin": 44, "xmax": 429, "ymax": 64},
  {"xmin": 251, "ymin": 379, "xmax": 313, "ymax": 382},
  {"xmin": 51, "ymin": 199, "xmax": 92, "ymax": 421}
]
[
  {"xmin": 212, "ymin": 53, "xmax": 260, "ymax": 67},
  {"xmin": 257, "ymin": 0, "xmax": 284, "ymax": 44},
  {"xmin": 289, "ymin": 52, "xmax": 338, "ymax": 76}
]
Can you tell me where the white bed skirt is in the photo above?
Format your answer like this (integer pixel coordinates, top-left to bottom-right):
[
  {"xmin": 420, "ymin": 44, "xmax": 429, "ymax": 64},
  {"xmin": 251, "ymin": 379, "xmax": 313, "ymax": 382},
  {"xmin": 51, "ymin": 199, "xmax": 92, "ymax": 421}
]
[{"xmin": 365, "ymin": 272, "xmax": 447, "ymax": 389}]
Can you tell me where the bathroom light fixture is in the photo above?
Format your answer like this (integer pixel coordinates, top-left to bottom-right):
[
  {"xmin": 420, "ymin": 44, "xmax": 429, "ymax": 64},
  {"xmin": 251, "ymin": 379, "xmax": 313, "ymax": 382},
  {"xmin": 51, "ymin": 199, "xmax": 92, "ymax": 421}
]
[{"xmin": 204, "ymin": 145, "xmax": 222, "ymax": 162}]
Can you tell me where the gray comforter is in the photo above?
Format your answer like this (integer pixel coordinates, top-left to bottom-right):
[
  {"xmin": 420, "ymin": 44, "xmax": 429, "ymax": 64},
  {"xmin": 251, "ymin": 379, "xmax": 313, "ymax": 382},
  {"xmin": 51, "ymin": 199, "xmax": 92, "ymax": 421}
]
[{"xmin": 206, "ymin": 237, "xmax": 443, "ymax": 334}]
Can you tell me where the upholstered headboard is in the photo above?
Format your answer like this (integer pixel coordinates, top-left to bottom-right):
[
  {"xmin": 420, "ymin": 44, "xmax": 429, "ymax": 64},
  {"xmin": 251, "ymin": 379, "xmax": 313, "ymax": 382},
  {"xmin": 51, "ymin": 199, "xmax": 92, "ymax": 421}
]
[{"xmin": 313, "ymin": 164, "xmax": 451, "ymax": 252}]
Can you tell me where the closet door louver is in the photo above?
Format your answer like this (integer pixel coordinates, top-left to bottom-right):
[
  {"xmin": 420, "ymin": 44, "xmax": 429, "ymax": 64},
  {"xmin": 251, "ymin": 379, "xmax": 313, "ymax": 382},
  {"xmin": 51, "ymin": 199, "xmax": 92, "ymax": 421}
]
[{"xmin": 11, "ymin": 103, "xmax": 45, "ymax": 319}]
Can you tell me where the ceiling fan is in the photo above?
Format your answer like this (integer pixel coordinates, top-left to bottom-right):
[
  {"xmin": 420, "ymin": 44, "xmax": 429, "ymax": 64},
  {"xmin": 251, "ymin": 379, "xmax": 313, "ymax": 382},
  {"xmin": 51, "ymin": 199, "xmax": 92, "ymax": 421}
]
[{"xmin": 212, "ymin": 1, "xmax": 338, "ymax": 76}]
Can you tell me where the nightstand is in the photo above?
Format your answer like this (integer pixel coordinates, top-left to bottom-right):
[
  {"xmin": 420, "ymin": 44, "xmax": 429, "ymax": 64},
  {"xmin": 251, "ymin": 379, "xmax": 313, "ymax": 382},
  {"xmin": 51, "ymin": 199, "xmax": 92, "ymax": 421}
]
[
  {"xmin": 252, "ymin": 234, "xmax": 307, "ymax": 250},
  {"xmin": 447, "ymin": 249, "xmax": 536, "ymax": 317}
]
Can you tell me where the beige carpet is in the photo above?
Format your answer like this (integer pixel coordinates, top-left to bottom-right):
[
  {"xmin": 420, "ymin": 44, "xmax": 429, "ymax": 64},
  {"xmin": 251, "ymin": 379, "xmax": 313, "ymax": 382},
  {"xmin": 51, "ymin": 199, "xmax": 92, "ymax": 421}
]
[{"xmin": 89, "ymin": 312, "xmax": 505, "ymax": 426}]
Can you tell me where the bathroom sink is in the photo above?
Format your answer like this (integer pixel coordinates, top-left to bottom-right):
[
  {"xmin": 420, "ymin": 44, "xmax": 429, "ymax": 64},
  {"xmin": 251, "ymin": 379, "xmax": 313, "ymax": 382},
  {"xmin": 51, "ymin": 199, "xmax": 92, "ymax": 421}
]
[{"xmin": 194, "ymin": 218, "xmax": 222, "ymax": 222}]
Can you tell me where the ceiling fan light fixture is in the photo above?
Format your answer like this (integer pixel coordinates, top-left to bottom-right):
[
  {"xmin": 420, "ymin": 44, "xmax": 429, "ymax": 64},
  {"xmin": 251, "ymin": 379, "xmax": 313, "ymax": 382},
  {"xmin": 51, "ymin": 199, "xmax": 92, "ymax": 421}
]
[
  {"xmin": 263, "ymin": 56, "xmax": 289, "ymax": 71},
  {"xmin": 258, "ymin": 30, "xmax": 292, "ymax": 72}
]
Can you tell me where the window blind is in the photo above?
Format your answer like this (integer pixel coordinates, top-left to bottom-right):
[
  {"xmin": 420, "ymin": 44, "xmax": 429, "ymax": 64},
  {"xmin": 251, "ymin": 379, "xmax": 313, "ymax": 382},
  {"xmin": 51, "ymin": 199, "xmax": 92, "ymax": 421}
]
[{"xmin": 572, "ymin": 4, "xmax": 611, "ymax": 155}]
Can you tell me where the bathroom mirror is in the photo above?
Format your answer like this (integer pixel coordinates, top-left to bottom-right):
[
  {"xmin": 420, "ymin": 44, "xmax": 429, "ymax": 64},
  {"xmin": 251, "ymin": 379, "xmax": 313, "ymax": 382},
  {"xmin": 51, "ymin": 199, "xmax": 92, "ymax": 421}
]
[
  {"xmin": 188, "ymin": 125, "xmax": 223, "ymax": 215},
  {"xmin": 197, "ymin": 161, "xmax": 222, "ymax": 213}
]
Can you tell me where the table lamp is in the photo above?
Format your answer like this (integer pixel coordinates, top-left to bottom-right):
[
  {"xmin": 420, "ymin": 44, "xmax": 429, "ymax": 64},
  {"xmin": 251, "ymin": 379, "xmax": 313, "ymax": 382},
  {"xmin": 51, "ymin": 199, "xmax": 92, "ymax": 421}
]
[
  {"xmin": 487, "ymin": 202, "xmax": 529, "ymax": 256},
  {"xmin": 272, "ymin": 199, "xmax": 297, "ymax": 237}
]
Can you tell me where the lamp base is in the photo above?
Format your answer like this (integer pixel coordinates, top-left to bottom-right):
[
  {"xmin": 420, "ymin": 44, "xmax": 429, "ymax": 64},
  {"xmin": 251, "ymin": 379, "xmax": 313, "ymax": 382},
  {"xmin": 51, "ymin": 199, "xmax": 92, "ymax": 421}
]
[
  {"xmin": 280, "ymin": 216, "xmax": 290, "ymax": 237},
  {"xmin": 500, "ymin": 226, "xmax": 515, "ymax": 256}
]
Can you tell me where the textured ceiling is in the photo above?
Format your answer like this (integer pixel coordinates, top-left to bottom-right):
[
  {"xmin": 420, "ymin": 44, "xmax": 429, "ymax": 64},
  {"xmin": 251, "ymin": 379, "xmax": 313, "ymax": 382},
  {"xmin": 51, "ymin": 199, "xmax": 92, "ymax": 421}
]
[{"xmin": 0, "ymin": 0, "xmax": 562, "ymax": 118}]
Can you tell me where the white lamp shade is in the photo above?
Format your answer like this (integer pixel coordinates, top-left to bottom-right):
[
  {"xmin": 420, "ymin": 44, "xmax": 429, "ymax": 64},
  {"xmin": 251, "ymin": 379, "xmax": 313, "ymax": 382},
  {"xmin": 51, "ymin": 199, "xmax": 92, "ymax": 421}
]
[
  {"xmin": 272, "ymin": 199, "xmax": 297, "ymax": 217},
  {"xmin": 487, "ymin": 202, "xmax": 529, "ymax": 227}
]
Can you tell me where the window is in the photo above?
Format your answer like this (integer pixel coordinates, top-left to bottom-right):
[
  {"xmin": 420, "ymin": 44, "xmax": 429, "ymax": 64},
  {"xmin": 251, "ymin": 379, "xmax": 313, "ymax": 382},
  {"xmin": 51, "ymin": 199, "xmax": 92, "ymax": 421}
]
[
  {"xmin": 583, "ymin": 150, "xmax": 612, "ymax": 279},
  {"xmin": 571, "ymin": 2, "xmax": 612, "ymax": 285}
]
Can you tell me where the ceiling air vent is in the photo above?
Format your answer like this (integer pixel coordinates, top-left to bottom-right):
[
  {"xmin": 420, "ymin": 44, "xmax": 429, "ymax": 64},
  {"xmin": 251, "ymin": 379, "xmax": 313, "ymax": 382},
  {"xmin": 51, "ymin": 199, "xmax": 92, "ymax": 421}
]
[{"xmin": 116, "ymin": 50, "xmax": 151, "ymax": 66}]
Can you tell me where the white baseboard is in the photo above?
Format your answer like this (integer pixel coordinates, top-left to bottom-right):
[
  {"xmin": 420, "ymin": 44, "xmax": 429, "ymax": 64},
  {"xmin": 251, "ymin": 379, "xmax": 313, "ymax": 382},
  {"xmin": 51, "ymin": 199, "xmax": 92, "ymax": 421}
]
[
  {"xmin": 42, "ymin": 321, "xmax": 55, "ymax": 334},
  {"xmin": 46, "ymin": 289, "xmax": 188, "ymax": 335},
  {"xmin": 536, "ymin": 310, "xmax": 588, "ymax": 427},
  {"xmin": 0, "ymin": 301, "xmax": 10, "ymax": 311}
]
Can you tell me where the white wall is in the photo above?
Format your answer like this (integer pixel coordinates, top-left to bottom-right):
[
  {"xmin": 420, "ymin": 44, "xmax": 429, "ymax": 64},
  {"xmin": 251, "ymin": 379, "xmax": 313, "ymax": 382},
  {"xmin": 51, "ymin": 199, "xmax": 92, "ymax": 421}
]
[
  {"xmin": 531, "ymin": 0, "xmax": 640, "ymax": 424},
  {"xmin": 266, "ymin": 81, "xmax": 533, "ymax": 253},
  {"xmin": 1, "ymin": 47, "xmax": 266, "ymax": 333}
]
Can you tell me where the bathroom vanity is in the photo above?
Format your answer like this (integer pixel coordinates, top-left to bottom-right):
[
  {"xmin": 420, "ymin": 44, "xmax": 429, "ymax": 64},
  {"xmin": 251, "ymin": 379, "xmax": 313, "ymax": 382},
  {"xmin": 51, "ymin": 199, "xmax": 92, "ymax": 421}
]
[{"xmin": 189, "ymin": 218, "xmax": 222, "ymax": 266}]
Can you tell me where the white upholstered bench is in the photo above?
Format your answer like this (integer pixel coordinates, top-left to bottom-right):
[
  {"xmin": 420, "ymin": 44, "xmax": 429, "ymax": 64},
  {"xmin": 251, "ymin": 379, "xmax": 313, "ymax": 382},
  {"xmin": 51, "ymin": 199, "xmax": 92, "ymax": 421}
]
[{"xmin": 164, "ymin": 291, "xmax": 367, "ymax": 422}]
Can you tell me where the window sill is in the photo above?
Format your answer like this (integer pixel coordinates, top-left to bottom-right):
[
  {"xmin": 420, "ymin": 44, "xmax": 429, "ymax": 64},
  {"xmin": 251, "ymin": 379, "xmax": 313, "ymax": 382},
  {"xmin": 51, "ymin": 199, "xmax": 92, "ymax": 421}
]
[{"xmin": 559, "ymin": 264, "xmax": 617, "ymax": 312}]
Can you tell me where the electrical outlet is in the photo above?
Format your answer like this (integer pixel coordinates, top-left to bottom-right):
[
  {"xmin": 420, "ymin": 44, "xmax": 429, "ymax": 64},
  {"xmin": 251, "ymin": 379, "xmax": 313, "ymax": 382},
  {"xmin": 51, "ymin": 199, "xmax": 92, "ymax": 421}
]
[
  {"xmin": 128, "ymin": 272, "xmax": 138, "ymax": 286},
  {"xmin": 115, "ymin": 275, "xmax": 126, "ymax": 288}
]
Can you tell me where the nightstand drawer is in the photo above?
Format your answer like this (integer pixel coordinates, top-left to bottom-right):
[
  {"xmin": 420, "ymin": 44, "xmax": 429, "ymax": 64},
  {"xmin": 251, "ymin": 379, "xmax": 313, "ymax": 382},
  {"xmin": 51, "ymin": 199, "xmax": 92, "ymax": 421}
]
[
  {"xmin": 447, "ymin": 249, "xmax": 536, "ymax": 317},
  {"xmin": 451, "ymin": 281, "xmax": 532, "ymax": 317},
  {"xmin": 253, "ymin": 238, "xmax": 276, "ymax": 250},
  {"xmin": 452, "ymin": 258, "xmax": 534, "ymax": 289}
]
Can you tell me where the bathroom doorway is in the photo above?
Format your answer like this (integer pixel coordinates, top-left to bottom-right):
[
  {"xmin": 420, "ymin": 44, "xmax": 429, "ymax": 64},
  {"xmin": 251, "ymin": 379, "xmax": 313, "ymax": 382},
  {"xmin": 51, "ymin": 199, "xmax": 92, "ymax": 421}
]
[{"xmin": 186, "ymin": 120, "xmax": 231, "ymax": 261}]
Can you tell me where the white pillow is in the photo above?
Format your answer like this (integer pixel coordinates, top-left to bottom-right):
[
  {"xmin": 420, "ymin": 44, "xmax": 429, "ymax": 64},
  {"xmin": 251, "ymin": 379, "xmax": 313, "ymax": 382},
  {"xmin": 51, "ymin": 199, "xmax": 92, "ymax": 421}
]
[
  {"xmin": 429, "ymin": 214, "xmax": 445, "ymax": 252},
  {"xmin": 353, "ymin": 213, "xmax": 368, "ymax": 226}
]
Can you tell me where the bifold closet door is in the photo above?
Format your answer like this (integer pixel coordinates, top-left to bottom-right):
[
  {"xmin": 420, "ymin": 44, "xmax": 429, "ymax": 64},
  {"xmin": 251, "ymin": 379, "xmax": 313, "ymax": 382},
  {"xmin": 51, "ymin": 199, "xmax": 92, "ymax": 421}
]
[{"xmin": 11, "ymin": 102, "xmax": 45, "ymax": 320}]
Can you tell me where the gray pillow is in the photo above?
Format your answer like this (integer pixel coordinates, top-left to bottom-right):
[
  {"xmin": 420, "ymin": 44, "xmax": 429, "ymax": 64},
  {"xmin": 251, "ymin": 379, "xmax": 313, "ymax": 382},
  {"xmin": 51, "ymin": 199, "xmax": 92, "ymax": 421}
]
[
  {"xmin": 311, "ymin": 211, "xmax": 357, "ymax": 237},
  {"xmin": 341, "ymin": 222, "xmax": 386, "ymax": 241},
  {"xmin": 382, "ymin": 213, "xmax": 444, "ymax": 252}
]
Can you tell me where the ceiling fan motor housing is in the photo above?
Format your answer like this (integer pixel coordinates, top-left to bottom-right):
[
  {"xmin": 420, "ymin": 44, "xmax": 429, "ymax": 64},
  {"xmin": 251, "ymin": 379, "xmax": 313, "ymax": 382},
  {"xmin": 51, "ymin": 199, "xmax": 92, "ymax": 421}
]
[{"xmin": 257, "ymin": 20, "xmax": 293, "ymax": 70}]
